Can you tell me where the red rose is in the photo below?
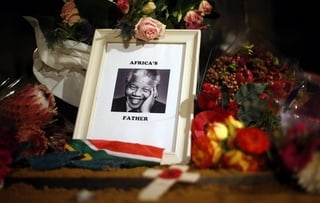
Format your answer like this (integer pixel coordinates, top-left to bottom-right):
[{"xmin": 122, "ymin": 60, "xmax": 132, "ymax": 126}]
[
  {"xmin": 117, "ymin": 0, "xmax": 130, "ymax": 14},
  {"xmin": 235, "ymin": 127, "xmax": 270, "ymax": 155},
  {"xmin": 197, "ymin": 83, "xmax": 222, "ymax": 110}
]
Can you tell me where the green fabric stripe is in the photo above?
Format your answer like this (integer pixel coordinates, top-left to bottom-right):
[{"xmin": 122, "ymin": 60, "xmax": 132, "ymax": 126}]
[
  {"xmin": 67, "ymin": 139, "xmax": 160, "ymax": 167},
  {"xmin": 68, "ymin": 139, "xmax": 110, "ymax": 159}
]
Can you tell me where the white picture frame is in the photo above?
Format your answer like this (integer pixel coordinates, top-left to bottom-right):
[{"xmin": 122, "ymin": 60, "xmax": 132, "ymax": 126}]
[{"xmin": 73, "ymin": 29, "xmax": 201, "ymax": 165}]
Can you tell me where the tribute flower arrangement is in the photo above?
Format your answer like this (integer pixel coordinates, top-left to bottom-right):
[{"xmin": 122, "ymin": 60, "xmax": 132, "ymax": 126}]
[
  {"xmin": 191, "ymin": 42, "xmax": 320, "ymax": 193},
  {"xmin": 273, "ymin": 73, "xmax": 320, "ymax": 194},
  {"xmin": 276, "ymin": 121, "xmax": 320, "ymax": 193},
  {"xmin": 191, "ymin": 108, "xmax": 271, "ymax": 171},
  {"xmin": 191, "ymin": 44, "xmax": 297, "ymax": 171},
  {"xmin": 38, "ymin": 0, "xmax": 218, "ymax": 48}
]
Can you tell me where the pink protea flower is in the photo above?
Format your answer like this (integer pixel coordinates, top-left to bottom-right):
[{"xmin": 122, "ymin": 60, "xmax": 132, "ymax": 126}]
[
  {"xmin": 16, "ymin": 124, "xmax": 48, "ymax": 158},
  {"xmin": 0, "ymin": 84, "xmax": 57, "ymax": 127}
]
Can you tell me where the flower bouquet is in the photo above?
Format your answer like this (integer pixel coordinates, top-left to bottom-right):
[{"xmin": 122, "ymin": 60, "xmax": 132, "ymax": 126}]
[
  {"xmin": 0, "ymin": 79, "xmax": 63, "ymax": 187},
  {"xmin": 26, "ymin": 0, "xmax": 218, "ymax": 107},
  {"xmin": 274, "ymin": 72, "xmax": 320, "ymax": 193},
  {"xmin": 191, "ymin": 41, "xmax": 298, "ymax": 172}
]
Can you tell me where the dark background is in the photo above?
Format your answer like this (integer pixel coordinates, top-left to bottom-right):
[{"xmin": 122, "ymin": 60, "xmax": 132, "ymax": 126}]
[
  {"xmin": 1, "ymin": 0, "xmax": 319, "ymax": 80},
  {"xmin": 0, "ymin": 0, "xmax": 63, "ymax": 80},
  {"xmin": 273, "ymin": 1, "xmax": 319, "ymax": 73}
]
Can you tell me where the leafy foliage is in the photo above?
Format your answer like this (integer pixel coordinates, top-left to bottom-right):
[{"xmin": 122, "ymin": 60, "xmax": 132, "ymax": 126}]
[{"xmin": 235, "ymin": 83, "xmax": 280, "ymax": 134}]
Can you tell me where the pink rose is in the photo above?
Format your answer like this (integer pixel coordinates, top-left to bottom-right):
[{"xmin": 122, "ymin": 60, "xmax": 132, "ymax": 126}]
[
  {"xmin": 134, "ymin": 17, "xmax": 166, "ymax": 41},
  {"xmin": 198, "ymin": 0, "xmax": 213, "ymax": 16},
  {"xmin": 117, "ymin": 0, "xmax": 130, "ymax": 14},
  {"xmin": 60, "ymin": 0, "xmax": 80, "ymax": 26},
  {"xmin": 184, "ymin": 10, "xmax": 208, "ymax": 30},
  {"xmin": 184, "ymin": 10, "xmax": 203, "ymax": 24}
]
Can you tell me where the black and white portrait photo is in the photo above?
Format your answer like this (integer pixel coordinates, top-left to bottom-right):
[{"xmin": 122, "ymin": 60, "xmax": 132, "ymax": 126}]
[{"xmin": 111, "ymin": 68, "xmax": 170, "ymax": 113}]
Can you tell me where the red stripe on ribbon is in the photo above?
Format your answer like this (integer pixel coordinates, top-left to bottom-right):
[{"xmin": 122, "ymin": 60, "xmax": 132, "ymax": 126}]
[{"xmin": 88, "ymin": 139, "xmax": 164, "ymax": 158}]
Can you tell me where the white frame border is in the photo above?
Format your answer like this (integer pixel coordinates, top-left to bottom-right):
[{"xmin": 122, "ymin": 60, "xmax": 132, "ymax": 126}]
[{"xmin": 73, "ymin": 29, "xmax": 201, "ymax": 165}]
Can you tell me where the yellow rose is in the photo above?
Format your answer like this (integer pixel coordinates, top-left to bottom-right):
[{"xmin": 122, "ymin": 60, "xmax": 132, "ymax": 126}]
[
  {"xmin": 142, "ymin": 1, "xmax": 156, "ymax": 14},
  {"xmin": 206, "ymin": 122, "xmax": 228, "ymax": 141},
  {"xmin": 225, "ymin": 115, "xmax": 244, "ymax": 136}
]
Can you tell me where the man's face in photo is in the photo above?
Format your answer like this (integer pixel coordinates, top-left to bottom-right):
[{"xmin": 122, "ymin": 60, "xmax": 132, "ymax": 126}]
[{"xmin": 125, "ymin": 76, "xmax": 153, "ymax": 109}]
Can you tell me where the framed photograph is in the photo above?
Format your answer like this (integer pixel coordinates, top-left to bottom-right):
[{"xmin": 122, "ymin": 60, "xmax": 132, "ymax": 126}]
[{"xmin": 73, "ymin": 29, "xmax": 201, "ymax": 165}]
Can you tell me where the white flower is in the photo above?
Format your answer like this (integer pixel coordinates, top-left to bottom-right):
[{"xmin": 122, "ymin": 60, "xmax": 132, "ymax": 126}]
[{"xmin": 297, "ymin": 151, "xmax": 320, "ymax": 194}]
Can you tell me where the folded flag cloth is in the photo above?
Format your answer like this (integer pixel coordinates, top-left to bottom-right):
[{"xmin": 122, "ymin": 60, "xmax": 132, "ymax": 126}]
[
  {"xmin": 67, "ymin": 139, "xmax": 164, "ymax": 163},
  {"xmin": 27, "ymin": 139, "xmax": 164, "ymax": 170}
]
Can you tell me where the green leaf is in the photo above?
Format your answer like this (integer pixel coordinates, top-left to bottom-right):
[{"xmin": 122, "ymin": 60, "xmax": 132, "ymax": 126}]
[
  {"xmin": 221, "ymin": 83, "xmax": 230, "ymax": 108},
  {"xmin": 235, "ymin": 83, "xmax": 267, "ymax": 105},
  {"xmin": 235, "ymin": 83, "xmax": 268, "ymax": 127},
  {"xmin": 237, "ymin": 99, "xmax": 267, "ymax": 126},
  {"xmin": 235, "ymin": 82, "xmax": 281, "ymax": 132}
]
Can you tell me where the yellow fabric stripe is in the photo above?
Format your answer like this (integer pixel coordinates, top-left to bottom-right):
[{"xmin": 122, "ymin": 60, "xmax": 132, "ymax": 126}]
[
  {"xmin": 82, "ymin": 153, "xmax": 93, "ymax": 160},
  {"xmin": 65, "ymin": 144, "xmax": 75, "ymax": 151}
]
